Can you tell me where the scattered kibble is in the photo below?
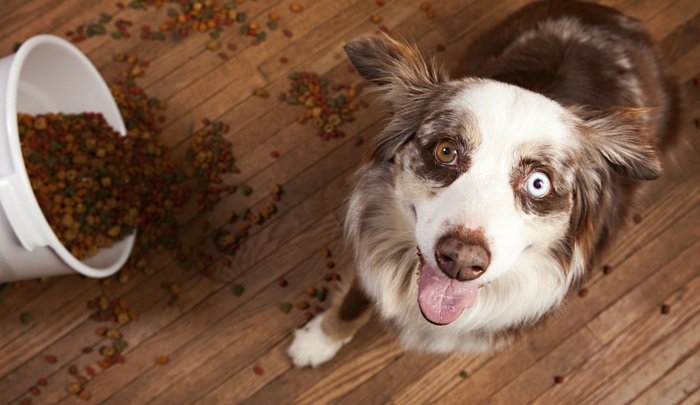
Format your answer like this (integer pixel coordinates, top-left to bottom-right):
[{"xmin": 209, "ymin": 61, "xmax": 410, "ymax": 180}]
[
  {"xmin": 277, "ymin": 277, "xmax": 288, "ymax": 287},
  {"xmin": 78, "ymin": 389, "xmax": 92, "ymax": 400},
  {"xmin": 279, "ymin": 302, "xmax": 293, "ymax": 314},
  {"xmin": 602, "ymin": 265, "xmax": 612, "ymax": 275},
  {"xmin": 290, "ymin": 3, "xmax": 302, "ymax": 13},
  {"xmin": 296, "ymin": 301, "xmax": 310, "ymax": 310},
  {"xmin": 67, "ymin": 382, "xmax": 82, "ymax": 395},
  {"xmin": 19, "ymin": 311, "xmax": 32, "ymax": 324},
  {"xmin": 45, "ymin": 355, "xmax": 58, "ymax": 364},
  {"xmin": 633, "ymin": 214, "xmax": 643, "ymax": 224},
  {"xmin": 156, "ymin": 355, "xmax": 170, "ymax": 365},
  {"xmin": 325, "ymin": 260, "xmax": 335, "ymax": 269},
  {"xmin": 578, "ymin": 288, "xmax": 588, "ymax": 298},
  {"xmin": 661, "ymin": 304, "xmax": 671, "ymax": 314},
  {"xmin": 284, "ymin": 71, "xmax": 364, "ymax": 140},
  {"xmin": 232, "ymin": 283, "xmax": 245, "ymax": 297},
  {"xmin": 253, "ymin": 365, "xmax": 264, "ymax": 375},
  {"xmin": 321, "ymin": 246, "xmax": 331, "ymax": 257},
  {"xmin": 554, "ymin": 375, "xmax": 565, "ymax": 384},
  {"xmin": 459, "ymin": 370, "xmax": 469, "ymax": 379}
]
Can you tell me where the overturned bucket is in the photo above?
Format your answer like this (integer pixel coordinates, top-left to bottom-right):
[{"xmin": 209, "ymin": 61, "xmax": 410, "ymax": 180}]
[{"xmin": 0, "ymin": 35, "xmax": 135, "ymax": 282}]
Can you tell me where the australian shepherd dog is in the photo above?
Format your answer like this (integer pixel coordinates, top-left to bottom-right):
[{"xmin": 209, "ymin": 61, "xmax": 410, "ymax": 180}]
[{"xmin": 288, "ymin": 0, "xmax": 679, "ymax": 367}]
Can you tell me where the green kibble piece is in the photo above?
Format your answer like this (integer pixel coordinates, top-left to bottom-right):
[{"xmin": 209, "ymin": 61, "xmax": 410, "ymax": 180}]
[
  {"xmin": 279, "ymin": 302, "xmax": 292, "ymax": 314},
  {"xmin": 210, "ymin": 30, "xmax": 220, "ymax": 39},
  {"xmin": 289, "ymin": 71, "xmax": 300, "ymax": 80},
  {"xmin": 267, "ymin": 20, "xmax": 278, "ymax": 30},
  {"xmin": 256, "ymin": 31, "xmax": 266, "ymax": 41},
  {"xmin": 232, "ymin": 283, "xmax": 245, "ymax": 297},
  {"xmin": 240, "ymin": 184, "xmax": 253, "ymax": 196},
  {"xmin": 112, "ymin": 339, "xmax": 128, "ymax": 353},
  {"xmin": 19, "ymin": 311, "xmax": 32, "ymax": 324},
  {"xmin": 237, "ymin": 12, "xmax": 246, "ymax": 22},
  {"xmin": 111, "ymin": 31, "xmax": 123, "ymax": 39},
  {"xmin": 316, "ymin": 287, "xmax": 328, "ymax": 302}
]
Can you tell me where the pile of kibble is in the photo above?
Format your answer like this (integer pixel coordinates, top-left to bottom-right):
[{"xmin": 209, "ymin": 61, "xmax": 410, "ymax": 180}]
[{"xmin": 18, "ymin": 112, "xmax": 141, "ymax": 259}]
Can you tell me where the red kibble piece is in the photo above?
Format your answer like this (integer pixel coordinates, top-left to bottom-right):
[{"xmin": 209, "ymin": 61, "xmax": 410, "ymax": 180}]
[
  {"xmin": 279, "ymin": 55, "xmax": 289, "ymax": 64},
  {"xmin": 578, "ymin": 288, "xmax": 588, "ymax": 298},
  {"xmin": 116, "ymin": 2, "xmax": 125, "ymax": 8},
  {"xmin": 277, "ymin": 277, "xmax": 288, "ymax": 287},
  {"xmin": 661, "ymin": 304, "xmax": 671, "ymax": 314},
  {"xmin": 37, "ymin": 378, "xmax": 48, "ymax": 386},
  {"xmin": 253, "ymin": 365, "xmax": 264, "ymax": 375},
  {"xmin": 377, "ymin": 0, "xmax": 386, "ymax": 5},
  {"xmin": 86, "ymin": 366, "xmax": 96, "ymax": 377},
  {"xmin": 325, "ymin": 260, "xmax": 335, "ymax": 269},
  {"xmin": 602, "ymin": 265, "xmax": 612, "ymax": 275},
  {"xmin": 30, "ymin": 386, "xmax": 40, "ymax": 396},
  {"xmin": 46, "ymin": 355, "xmax": 57, "ymax": 364},
  {"xmin": 633, "ymin": 214, "xmax": 643, "ymax": 224},
  {"xmin": 304, "ymin": 312, "xmax": 314, "ymax": 321},
  {"xmin": 270, "ymin": 150, "xmax": 280, "ymax": 158},
  {"xmin": 554, "ymin": 375, "xmax": 565, "ymax": 384}
]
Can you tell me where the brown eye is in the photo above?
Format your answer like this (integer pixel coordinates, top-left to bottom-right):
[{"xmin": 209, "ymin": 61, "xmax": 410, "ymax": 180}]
[{"xmin": 435, "ymin": 140, "xmax": 458, "ymax": 165}]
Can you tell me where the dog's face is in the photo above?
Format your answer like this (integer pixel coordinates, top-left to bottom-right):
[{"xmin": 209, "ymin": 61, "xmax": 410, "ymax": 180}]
[{"xmin": 345, "ymin": 35, "xmax": 662, "ymax": 326}]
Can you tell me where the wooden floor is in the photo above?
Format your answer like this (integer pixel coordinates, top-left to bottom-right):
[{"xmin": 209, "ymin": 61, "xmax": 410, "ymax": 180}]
[{"xmin": 1, "ymin": 0, "xmax": 699, "ymax": 404}]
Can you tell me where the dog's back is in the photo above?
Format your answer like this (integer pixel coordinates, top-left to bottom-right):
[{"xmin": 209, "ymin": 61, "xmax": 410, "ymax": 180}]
[{"xmin": 461, "ymin": 0, "xmax": 680, "ymax": 151}]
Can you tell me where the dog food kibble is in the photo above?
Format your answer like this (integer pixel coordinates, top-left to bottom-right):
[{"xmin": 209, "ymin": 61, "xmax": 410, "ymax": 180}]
[
  {"xmin": 321, "ymin": 246, "xmax": 331, "ymax": 257},
  {"xmin": 284, "ymin": 71, "xmax": 364, "ymax": 140},
  {"xmin": 45, "ymin": 355, "xmax": 58, "ymax": 364},
  {"xmin": 279, "ymin": 302, "xmax": 293, "ymax": 314},
  {"xmin": 19, "ymin": 311, "xmax": 32, "ymax": 324},
  {"xmin": 316, "ymin": 286, "xmax": 328, "ymax": 302},
  {"xmin": 18, "ymin": 113, "xmax": 139, "ymax": 259},
  {"xmin": 661, "ymin": 304, "xmax": 671, "ymax": 314},
  {"xmin": 156, "ymin": 355, "xmax": 170, "ymax": 365},
  {"xmin": 78, "ymin": 389, "xmax": 92, "ymax": 400},
  {"xmin": 578, "ymin": 288, "xmax": 588, "ymax": 298},
  {"xmin": 459, "ymin": 370, "xmax": 469, "ymax": 379},
  {"xmin": 69, "ymin": 365, "xmax": 79, "ymax": 375},
  {"xmin": 277, "ymin": 277, "xmax": 288, "ymax": 287},
  {"xmin": 325, "ymin": 260, "xmax": 335, "ymax": 269},
  {"xmin": 296, "ymin": 301, "xmax": 310, "ymax": 310},
  {"xmin": 554, "ymin": 375, "xmax": 565, "ymax": 384},
  {"xmin": 67, "ymin": 382, "xmax": 82, "ymax": 395},
  {"xmin": 232, "ymin": 283, "xmax": 245, "ymax": 297},
  {"xmin": 253, "ymin": 365, "xmax": 264, "ymax": 375},
  {"xmin": 290, "ymin": 3, "xmax": 302, "ymax": 12}
]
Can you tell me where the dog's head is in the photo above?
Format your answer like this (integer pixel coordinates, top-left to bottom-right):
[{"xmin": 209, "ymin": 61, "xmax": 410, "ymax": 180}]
[{"xmin": 345, "ymin": 35, "xmax": 662, "ymax": 326}]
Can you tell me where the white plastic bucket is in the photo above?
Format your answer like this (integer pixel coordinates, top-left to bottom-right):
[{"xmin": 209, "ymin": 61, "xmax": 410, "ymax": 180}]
[{"xmin": 0, "ymin": 35, "xmax": 135, "ymax": 282}]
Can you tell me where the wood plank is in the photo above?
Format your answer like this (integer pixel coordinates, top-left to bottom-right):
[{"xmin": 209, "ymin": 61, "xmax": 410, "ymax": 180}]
[
  {"xmin": 532, "ymin": 274, "xmax": 700, "ymax": 404},
  {"xmin": 632, "ymin": 348, "xmax": 700, "ymax": 405}
]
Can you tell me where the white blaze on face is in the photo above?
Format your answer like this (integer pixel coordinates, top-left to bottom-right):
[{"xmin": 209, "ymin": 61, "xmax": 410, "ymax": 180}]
[{"xmin": 411, "ymin": 80, "xmax": 579, "ymax": 318}]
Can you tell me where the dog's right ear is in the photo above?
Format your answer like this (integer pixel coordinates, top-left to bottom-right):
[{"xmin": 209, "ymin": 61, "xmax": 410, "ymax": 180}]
[
  {"xmin": 344, "ymin": 34, "xmax": 447, "ymax": 108},
  {"xmin": 345, "ymin": 35, "xmax": 447, "ymax": 162}
]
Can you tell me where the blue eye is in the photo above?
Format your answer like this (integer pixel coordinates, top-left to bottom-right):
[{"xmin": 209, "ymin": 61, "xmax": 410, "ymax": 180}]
[{"xmin": 525, "ymin": 171, "xmax": 551, "ymax": 198}]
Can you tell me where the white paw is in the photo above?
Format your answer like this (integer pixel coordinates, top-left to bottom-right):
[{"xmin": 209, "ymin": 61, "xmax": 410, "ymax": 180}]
[{"xmin": 288, "ymin": 314, "xmax": 350, "ymax": 368}]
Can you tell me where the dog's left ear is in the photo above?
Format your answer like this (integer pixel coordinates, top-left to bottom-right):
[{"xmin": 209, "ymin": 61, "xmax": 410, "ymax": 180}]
[
  {"xmin": 581, "ymin": 107, "xmax": 663, "ymax": 181},
  {"xmin": 344, "ymin": 34, "xmax": 447, "ymax": 107}
]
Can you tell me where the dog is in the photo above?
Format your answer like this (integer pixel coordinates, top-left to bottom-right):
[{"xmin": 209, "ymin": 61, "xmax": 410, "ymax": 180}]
[{"xmin": 288, "ymin": 0, "xmax": 679, "ymax": 367}]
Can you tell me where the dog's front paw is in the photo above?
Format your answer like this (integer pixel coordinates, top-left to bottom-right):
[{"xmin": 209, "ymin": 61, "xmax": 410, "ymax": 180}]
[{"xmin": 288, "ymin": 314, "xmax": 349, "ymax": 368}]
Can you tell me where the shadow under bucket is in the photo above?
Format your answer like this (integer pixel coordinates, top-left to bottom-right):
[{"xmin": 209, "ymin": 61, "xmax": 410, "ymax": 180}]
[{"xmin": 0, "ymin": 35, "xmax": 135, "ymax": 283}]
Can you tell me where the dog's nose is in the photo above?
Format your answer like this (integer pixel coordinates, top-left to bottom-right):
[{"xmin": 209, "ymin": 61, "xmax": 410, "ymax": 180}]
[{"xmin": 434, "ymin": 233, "xmax": 490, "ymax": 281}]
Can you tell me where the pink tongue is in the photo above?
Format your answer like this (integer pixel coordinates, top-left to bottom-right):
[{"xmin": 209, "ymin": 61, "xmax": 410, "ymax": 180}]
[{"xmin": 417, "ymin": 262, "xmax": 479, "ymax": 325}]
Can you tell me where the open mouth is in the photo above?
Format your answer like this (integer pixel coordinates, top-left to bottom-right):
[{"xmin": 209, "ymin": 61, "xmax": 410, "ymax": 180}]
[{"xmin": 417, "ymin": 248, "xmax": 482, "ymax": 325}]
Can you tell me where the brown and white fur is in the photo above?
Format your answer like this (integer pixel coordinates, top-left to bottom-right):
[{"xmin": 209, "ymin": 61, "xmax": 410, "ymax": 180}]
[{"xmin": 288, "ymin": 0, "xmax": 679, "ymax": 367}]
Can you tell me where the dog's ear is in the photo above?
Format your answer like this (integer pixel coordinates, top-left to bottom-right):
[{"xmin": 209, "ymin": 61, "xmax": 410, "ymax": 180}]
[
  {"xmin": 581, "ymin": 107, "xmax": 663, "ymax": 181},
  {"xmin": 344, "ymin": 34, "xmax": 447, "ymax": 106},
  {"xmin": 345, "ymin": 34, "xmax": 447, "ymax": 162}
]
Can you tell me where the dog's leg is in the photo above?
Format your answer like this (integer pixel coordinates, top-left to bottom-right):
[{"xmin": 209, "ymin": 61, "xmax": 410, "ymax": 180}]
[{"xmin": 288, "ymin": 279, "xmax": 372, "ymax": 367}]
